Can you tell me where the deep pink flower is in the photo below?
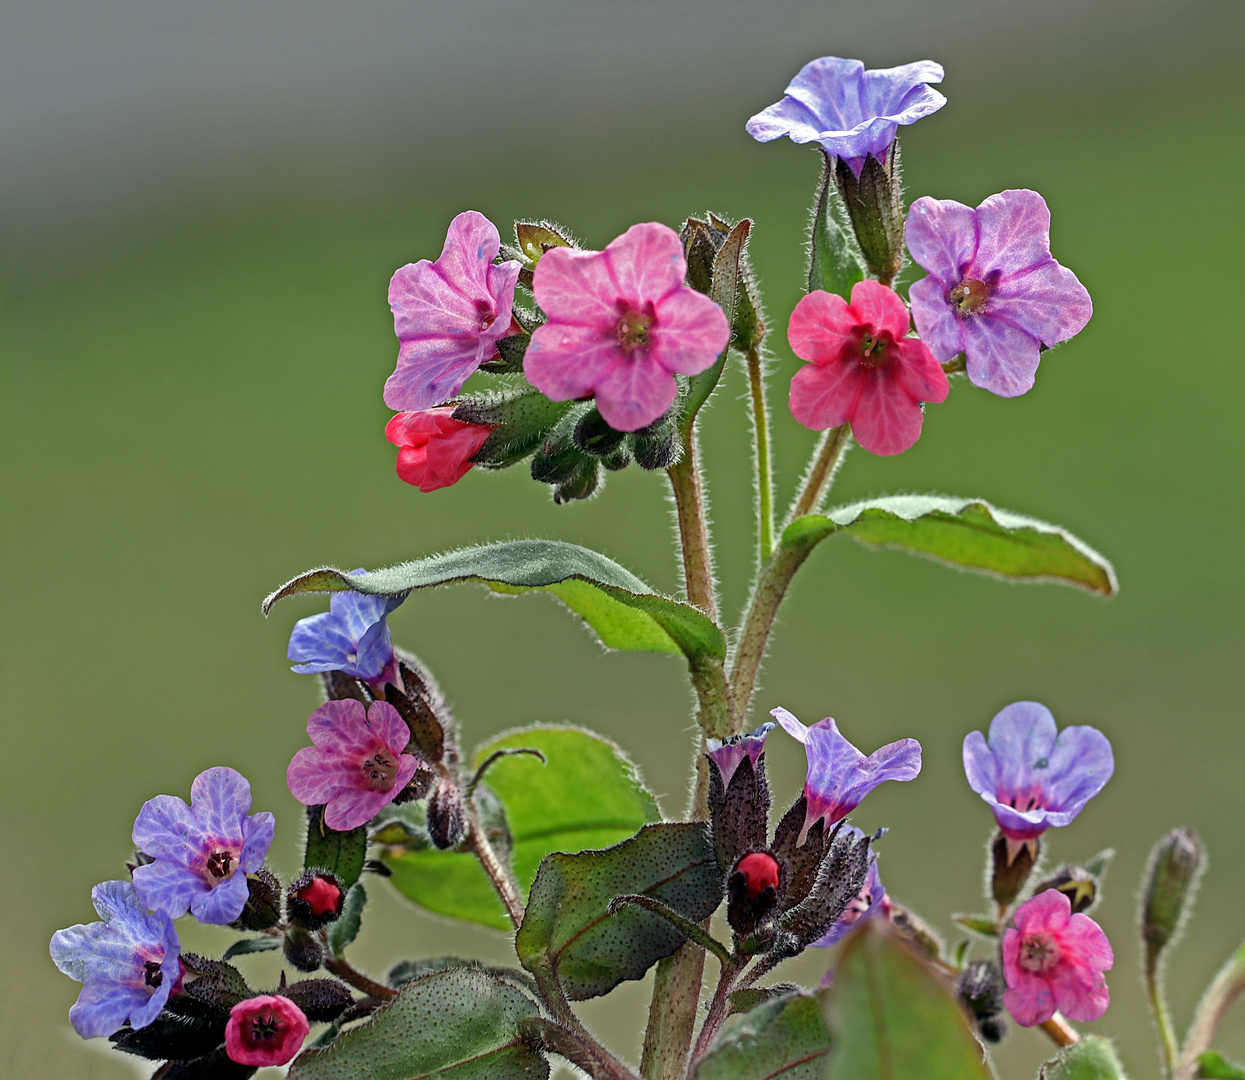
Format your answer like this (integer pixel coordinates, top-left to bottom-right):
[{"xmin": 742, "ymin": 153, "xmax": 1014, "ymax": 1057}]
[
  {"xmin": 1002, "ymin": 889, "xmax": 1113, "ymax": 1026},
  {"xmin": 384, "ymin": 408, "xmax": 494, "ymax": 492},
  {"xmin": 787, "ymin": 280, "xmax": 947, "ymax": 456},
  {"xmin": 383, "ymin": 211, "xmax": 521, "ymax": 413},
  {"xmin": 524, "ymin": 222, "xmax": 730, "ymax": 432},
  {"xmin": 225, "ymin": 994, "xmax": 310, "ymax": 1067},
  {"xmin": 906, "ymin": 190, "xmax": 1092, "ymax": 397},
  {"xmin": 287, "ymin": 699, "xmax": 421, "ymax": 831}
]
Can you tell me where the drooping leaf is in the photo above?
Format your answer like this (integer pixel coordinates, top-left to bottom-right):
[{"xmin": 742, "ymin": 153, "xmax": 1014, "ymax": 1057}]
[
  {"xmin": 953, "ymin": 914, "xmax": 1000, "ymax": 938},
  {"xmin": 388, "ymin": 726, "xmax": 660, "ymax": 930},
  {"xmin": 1198, "ymin": 1052, "xmax": 1245, "ymax": 1080},
  {"xmin": 304, "ymin": 807, "xmax": 367, "ymax": 890},
  {"xmin": 1040, "ymin": 1035, "xmax": 1131, "ymax": 1079},
  {"xmin": 783, "ymin": 495, "xmax": 1117, "ymax": 596},
  {"xmin": 326, "ymin": 882, "xmax": 365, "ymax": 955},
  {"xmin": 221, "ymin": 936, "xmax": 283, "ymax": 960},
  {"xmin": 516, "ymin": 822, "xmax": 723, "ymax": 1000},
  {"xmin": 692, "ymin": 991, "xmax": 831, "ymax": 1080},
  {"xmin": 825, "ymin": 923, "xmax": 991, "ymax": 1080},
  {"xmin": 265, "ymin": 539, "xmax": 726, "ymax": 660},
  {"xmin": 287, "ymin": 967, "xmax": 547, "ymax": 1080}
]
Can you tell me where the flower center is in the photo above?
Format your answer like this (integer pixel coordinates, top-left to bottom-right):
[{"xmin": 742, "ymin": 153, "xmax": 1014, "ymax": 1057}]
[
  {"xmin": 1018, "ymin": 931, "xmax": 1061, "ymax": 973},
  {"xmin": 205, "ymin": 849, "xmax": 237, "ymax": 880},
  {"xmin": 615, "ymin": 303, "xmax": 655, "ymax": 353},
  {"xmin": 950, "ymin": 278, "xmax": 990, "ymax": 316},
  {"xmin": 475, "ymin": 299, "xmax": 496, "ymax": 332},
  {"xmin": 361, "ymin": 748, "xmax": 399, "ymax": 792},
  {"xmin": 143, "ymin": 960, "xmax": 164, "ymax": 989},
  {"xmin": 247, "ymin": 1009, "xmax": 282, "ymax": 1043},
  {"xmin": 1004, "ymin": 786, "xmax": 1043, "ymax": 813},
  {"xmin": 856, "ymin": 330, "xmax": 891, "ymax": 368}
]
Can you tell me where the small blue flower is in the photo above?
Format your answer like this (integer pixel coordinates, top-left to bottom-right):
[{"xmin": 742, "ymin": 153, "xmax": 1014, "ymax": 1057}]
[
  {"xmin": 50, "ymin": 880, "xmax": 181, "ymax": 1039},
  {"xmin": 746, "ymin": 56, "xmax": 946, "ymax": 175},
  {"xmin": 131, "ymin": 767, "xmax": 275, "ymax": 925},
  {"xmin": 706, "ymin": 722, "xmax": 776, "ymax": 788},
  {"xmin": 771, "ymin": 707, "xmax": 921, "ymax": 840},
  {"xmin": 287, "ymin": 570, "xmax": 405, "ymax": 680},
  {"xmin": 963, "ymin": 702, "xmax": 1113, "ymax": 841}
]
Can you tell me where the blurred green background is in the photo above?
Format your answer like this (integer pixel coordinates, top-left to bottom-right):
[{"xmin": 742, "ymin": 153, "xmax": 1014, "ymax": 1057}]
[{"xmin": 3, "ymin": 2, "xmax": 1243, "ymax": 1077}]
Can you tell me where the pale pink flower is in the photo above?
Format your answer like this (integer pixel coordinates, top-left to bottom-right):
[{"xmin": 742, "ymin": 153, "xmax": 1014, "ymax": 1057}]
[{"xmin": 524, "ymin": 222, "xmax": 730, "ymax": 432}]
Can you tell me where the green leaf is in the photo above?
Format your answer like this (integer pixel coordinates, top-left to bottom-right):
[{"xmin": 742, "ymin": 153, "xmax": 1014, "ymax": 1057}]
[
  {"xmin": 287, "ymin": 967, "xmax": 547, "ymax": 1080},
  {"xmin": 825, "ymin": 923, "xmax": 991, "ymax": 1080},
  {"xmin": 809, "ymin": 179, "xmax": 866, "ymax": 300},
  {"xmin": 304, "ymin": 807, "xmax": 367, "ymax": 891},
  {"xmin": 516, "ymin": 821, "xmax": 723, "ymax": 1000},
  {"xmin": 953, "ymin": 914, "xmax": 999, "ymax": 938},
  {"xmin": 387, "ymin": 725, "xmax": 661, "ymax": 930},
  {"xmin": 693, "ymin": 991, "xmax": 831, "ymax": 1080},
  {"xmin": 265, "ymin": 539, "xmax": 726, "ymax": 660},
  {"xmin": 387, "ymin": 957, "xmax": 538, "ymax": 997},
  {"xmin": 221, "ymin": 936, "xmax": 282, "ymax": 960},
  {"xmin": 326, "ymin": 882, "xmax": 365, "ymax": 955},
  {"xmin": 1040, "ymin": 1035, "xmax": 1131, "ymax": 1079},
  {"xmin": 783, "ymin": 495, "xmax": 1117, "ymax": 596},
  {"xmin": 1198, "ymin": 1052, "xmax": 1245, "ymax": 1079}
]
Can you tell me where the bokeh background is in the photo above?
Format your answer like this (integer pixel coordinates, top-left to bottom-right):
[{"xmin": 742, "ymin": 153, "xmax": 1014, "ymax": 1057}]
[{"xmin": 3, "ymin": 1, "xmax": 1243, "ymax": 1077}]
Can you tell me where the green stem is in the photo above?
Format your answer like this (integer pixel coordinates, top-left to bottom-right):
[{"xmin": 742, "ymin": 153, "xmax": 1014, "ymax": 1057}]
[
  {"xmin": 667, "ymin": 428, "xmax": 719, "ymax": 623},
  {"xmin": 610, "ymin": 894, "xmax": 733, "ymax": 966},
  {"xmin": 532, "ymin": 960, "xmax": 638, "ymax": 1080},
  {"xmin": 744, "ymin": 345, "xmax": 775, "ymax": 565},
  {"xmin": 785, "ymin": 424, "xmax": 850, "ymax": 525},
  {"xmin": 689, "ymin": 959, "xmax": 742, "ymax": 1068},
  {"xmin": 1174, "ymin": 941, "xmax": 1245, "ymax": 1080},
  {"xmin": 523, "ymin": 1017, "xmax": 640, "ymax": 1080},
  {"xmin": 466, "ymin": 797, "xmax": 525, "ymax": 930},
  {"xmin": 641, "ymin": 944, "xmax": 707, "ymax": 1080},
  {"xmin": 322, "ymin": 954, "xmax": 397, "ymax": 1001},
  {"xmin": 1146, "ymin": 957, "xmax": 1180, "ymax": 1078}
]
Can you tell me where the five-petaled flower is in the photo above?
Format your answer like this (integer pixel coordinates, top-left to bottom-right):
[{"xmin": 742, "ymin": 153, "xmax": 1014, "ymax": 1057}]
[
  {"xmin": 385, "ymin": 408, "xmax": 495, "ymax": 492},
  {"xmin": 906, "ymin": 189, "xmax": 1092, "ymax": 397},
  {"xmin": 49, "ymin": 880, "xmax": 182, "ymax": 1039},
  {"xmin": 287, "ymin": 698, "xmax": 421, "ymax": 831},
  {"xmin": 746, "ymin": 56, "xmax": 945, "ymax": 175},
  {"xmin": 811, "ymin": 826, "xmax": 888, "ymax": 947},
  {"xmin": 131, "ymin": 767, "xmax": 275, "ymax": 925},
  {"xmin": 771, "ymin": 707, "xmax": 922, "ymax": 842},
  {"xmin": 384, "ymin": 210, "xmax": 521, "ymax": 413},
  {"xmin": 963, "ymin": 701, "xmax": 1114, "ymax": 841},
  {"xmin": 787, "ymin": 280, "xmax": 948, "ymax": 456},
  {"xmin": 706, "ymin": 721, "xmax": 776, "ymax": 789},
  {"xmin": 287, "ymin": 571, "xmax": 405, "ymax": 682},
  {"xmin": 524, "ymin": 221, "xmax": 730, "ymax": 432},
  {"xmin": 1002, "ymin": 889, "xmax": 1113, "ymax": 1026},
  {"xmin": 225, "ymin": 994, "xmax": 310, "ymax": 1067}
]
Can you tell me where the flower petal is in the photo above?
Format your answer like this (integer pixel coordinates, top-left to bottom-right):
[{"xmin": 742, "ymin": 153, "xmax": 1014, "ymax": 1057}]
[
  {"xmin": 190, "ymin": 767, "xmax": 252, "ymax": 841},
  {"xmin": 788, "ymin": 290, "xmax": 857, "ymax": 364},
  {"xmin": 907, "ymin": 274, "xmax": 965, "ymax": 364},
  {"xmin": 974, "ymin": 190, "xmax": 1054, "ymax": 279},
  {"xmin": 606, "ymin": 222, "xmax": 687, "ymax": 305},
  {"xmin": 891, "ymin": 339, "xmax": 949, "ymax": 404},
  {"xmin": 905, "ymin": 196, "xmax": 979, "ymax": 284},
  {"xmin": 131, "ymin": 859, "xmax": 201, "ymax": 920},
  {"xmin": 593, "ymin": 356, "xmax": 678, "ymax": 432},
  {"xmin": 190, "ymin": 871, "xmax": 250, "ymax": 925},
  {"xmin": 789, "ymin": 357, "xmax": 864, "ymax": 431},
  {"xmin": 962, "ymin": 314, "xmax": 1041, "ymax": 398},
  {"xmin": 239, "ymin": 811, "xmax": 276, "ymax": 873},
  {"xmin": 849, "ymin": 280, "xmax": 911, "ymax": 342},
  {"xmin": 991, "ymin": 260, "xmax": 1092, "ymax": 346},
  {"xmin": 367, "ymin": 700, "xmax": 415, "ymax": 755},
  {"xmin": 524, "ymin": 323, "xmax": 620, "ymax": 402},
  {"xmin": 532, "ymin": 246, "xmax": 622, "ymax": 327},
  {"xmin": 132, "ymin": 794, "xmax": 196, "ymax": 860},
  {"xmin": 651, "ymin": 288, "xmax": 729, "ymax": 375},
  {"xmin": 849, "ymin": 368, "xmax": 925, "ymax": 456}
]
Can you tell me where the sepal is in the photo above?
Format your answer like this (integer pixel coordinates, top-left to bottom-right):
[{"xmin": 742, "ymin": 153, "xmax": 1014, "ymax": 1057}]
[
  {"xmin": 280, "ymin": 978, "xmax": 354, "ymax": 1022},
  {"xmin": 230, "ymin": 869, "xmax": 282, "ymax": 932},
  {"xmin": 831, "ymin": 145, "xmax": 906, "ymax": 283}
]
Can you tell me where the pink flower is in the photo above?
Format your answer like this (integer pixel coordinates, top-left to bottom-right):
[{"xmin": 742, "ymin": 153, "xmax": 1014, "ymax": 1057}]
[
  {"xmin": 385, "ymin": 407, "xmax": 494, "ymax": 492},
  {"xmin": 287, "ymin": 699, "xmax": 421, "ymax": 831},
  {"xmin": 1002, "ymin": 889, "xmax": 1113, "ymax": 1027},
  {"xmin": 787, "ymin": 280, "xmax": 948, "ymax": 456},
  {"xmin": 524, "ymin": 222, "xmax": 730, "ymax": 432},
  {"xmin": 383, "ymin": 211, "xmax": 521, "ymax": 413},
  {"xmin": 225, "ymin": 994, "xmax": 309, "ymax": 1067}
]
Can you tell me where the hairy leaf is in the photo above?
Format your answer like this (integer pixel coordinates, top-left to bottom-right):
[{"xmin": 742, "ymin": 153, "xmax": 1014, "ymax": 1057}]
[
  {"xmin": 304, "ymin": 807, "xmax": 367, "ymax": 890},
  {"xmin": 326, "ymin": 882, "xmax": 365, "ymax": 955},
  {"xmin": 693, "ymin": 991, "xmax": 831, "ymax": 1080},
  {"xmin": 783, "ymin": 495, "xmax": 1116, "ymax": 595},
  {"xmin": 1040, "ymin": 1035, "xmax": 1131, "ymax": 1079}
]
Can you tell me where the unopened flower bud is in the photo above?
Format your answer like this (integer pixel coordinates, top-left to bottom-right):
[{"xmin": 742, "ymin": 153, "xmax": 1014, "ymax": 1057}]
[
  {"xmin": 281, "ymin": 978, "xmax": 355, "ymax": 1022},
  {"xmin": 727, "ymin": 850, "xmax": 782, "ymax": 939},
  {"xmin": 1142, "ymin": 827, "xmax": 1204, "ymax": 970},
  {"xmin": 991, "ymin": 832, "xmax": 1039, "ymax": 910},
  {"xmin": 956, "ymin": 959, "xmax": 1006, "ymax": 1043},
  {"xmin": 427, "ymin": 780, "xmax": 466, "ymax": 850},
  {"xmin": 230, "ymin": 869, "xmax": 283, "ymax": 931},
  {"xmin": 283, "ymin": 927, "xmax": 323, "ymax": 973},
  {"xmin": 286, "ymin": 870, "xmax": 344, "ymax": 931},
  {"xmin": 1033, "ymin": 865, "xmax": 1098, "ymax": 915},
  {"xmin": 832, "ymin": 150, "xmax": 905, "ymax": 284},
  {"xmin": 888, "ymin": 901, "xmax": 943, "ymax": 961}
]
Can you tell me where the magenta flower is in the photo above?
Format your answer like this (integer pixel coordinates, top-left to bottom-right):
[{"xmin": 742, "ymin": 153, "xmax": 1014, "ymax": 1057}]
[
  {"xmin": 746, "ymin": 57, "xmax": 945, "ymax": 175},
  {"xmin": 225, "ymin": 994, "xmax": 310, "ymax": 1067},
  {"xmin": 963, "ymin": 701, "xmax": 1114, "ymax": 842},
  {"xmin": 131, "ymin": 767, "xmax": 275, "ymax": 925},
  {"xmin": 49, "ymin": 880, "xmax": 182, "ymax": 1039},
  {"xmin": 787, "ymin": 280, "xmax": 947, "ymax": 456},
  {"xmin": 706, "ymin": 721, "xmax": 776, "ymax": 788},
  {"xmin": 906, "ymin": 190, "xmax": 1092, "ymax": 397},
  {"xmin": 287, "ymin": 571, "xmax": 405, "ymax": 682},
  {"xmin": 811, "ymin": 828, "xmax": 887, "ymax": 947},
  {"xmin": 385, "ymin": 407, "xmax": 495, "ymax": 492},
  {"xmin": 287, "ymin": 698, "xmax": 420, "ymax": 831},
  {"xmin": 524, "ymin": 222, "xmax": 730, "ymax": 432},
  {"xmin": 383, "ymin": 210, "xmax": 521, "ymax": 413},
  {"xmin": 771, "ymin": 707, "xmax": 921, "ymax": 841},
  {"xmin": 1002, "ymin": 889, "xmax": 1112, "ymax": 1026}
]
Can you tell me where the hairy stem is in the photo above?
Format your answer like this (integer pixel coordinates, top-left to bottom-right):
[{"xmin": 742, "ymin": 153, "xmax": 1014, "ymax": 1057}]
[
  {"xmin": 321, "ymin": 954, "xmax": 397, "ymax": 1001},
  {"xmin": 523, "ymin": 1017, "xmax": 640, "ymax": 1080},
  {"xmin": 1145, "ymin": 957, "xmax": 1179, "ymax": 1078},
  {"xmin": 745, "ymin": 345, "xmax": 775, "ymax": 566},
  {"xmin": 689, "ymin": 960, "xmax": 741, "ymax": 1067},
  {"xmin": 1039, "ymin": 1014, "xmax": 1080, "ymax": 1048},
  {"xmin": 668, "ymin": 428, "xmax": 719, "ymax": 623},
  {"xmin": 532, "ymin": 961, "xmax": 637, "ymax": 1080},
  {"xmin": 786, "ymin": 424, "xmax": 850, "ymax": 524},
  {"xmin": 641, "ymin": 944, "xmax": 707, "ymax": 1080},
  {"xmin": 466, "ymin": 798, "xmax": 525, "ymax": 929},
  {"xmin": 610, "ymin": 894, "xmax": 732, "ymax": 966},
  {"xmin": 1174, "ymin": 941, "xmax": 1245, "ymax": 1080}
]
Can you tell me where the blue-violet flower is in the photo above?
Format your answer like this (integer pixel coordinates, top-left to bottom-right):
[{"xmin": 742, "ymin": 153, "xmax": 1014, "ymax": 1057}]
[
  {"xmin": 706, "ymin": 721, "xmax": 776, "ymax": 788},
  {"xmin": 49, "ymin": 880, "xmax": 181, "ymax": 1039},
  {"xmin": 287, "ymin": 571, "xmax": 405, "ymax": 682},
  {"xmin": 131, "ymin": 767, "xmax": 275, "ymax": 925},
  {"xmin": 771, "ymin": 707, "xmax": 921, "ymax": 840},
  {"xmin": 962, "ymin": 701, "xmax": 1113, "ymax": 841},
  {"xmin": 746, "ymin": 56, "xmax": 945, "ymax": 175},
  {"xmin": 906, "ymin": 190, "xmax": 1092, "ymax": 397}
]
